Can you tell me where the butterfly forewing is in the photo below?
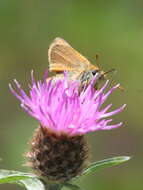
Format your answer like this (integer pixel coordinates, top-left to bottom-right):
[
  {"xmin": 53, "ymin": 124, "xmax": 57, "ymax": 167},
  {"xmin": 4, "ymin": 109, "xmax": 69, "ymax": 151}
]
[{"xmin": 48, "ymin": 38, "xmax": 98, "ymax": 72}]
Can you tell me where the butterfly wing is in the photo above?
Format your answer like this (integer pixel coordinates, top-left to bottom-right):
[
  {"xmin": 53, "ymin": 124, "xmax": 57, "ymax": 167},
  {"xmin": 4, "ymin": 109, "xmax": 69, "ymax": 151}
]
[{"xmin": 48, "ymin": 37, "xmax": 98, "ymax": 72}]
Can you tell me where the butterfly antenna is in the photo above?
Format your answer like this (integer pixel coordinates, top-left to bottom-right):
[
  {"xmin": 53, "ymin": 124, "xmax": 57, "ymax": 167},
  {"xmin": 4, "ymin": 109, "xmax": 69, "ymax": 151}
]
[
  {"xmin": 95, "ymin": 53, "xmax": 101, "ymax": 69},
  {"xmin": 102, "ymin": 68, "xmax": 116, "ymax": 76},
  {"xmin": 102, "ymin": 69, "xmax": 124, "ymax": 91}
]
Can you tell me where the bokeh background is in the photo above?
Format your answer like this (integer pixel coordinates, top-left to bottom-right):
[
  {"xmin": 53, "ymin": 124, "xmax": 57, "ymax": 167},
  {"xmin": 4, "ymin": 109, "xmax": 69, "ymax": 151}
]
[{"xmin": 0, "ymin": 0, "xmax": 143, "ymax": 190}]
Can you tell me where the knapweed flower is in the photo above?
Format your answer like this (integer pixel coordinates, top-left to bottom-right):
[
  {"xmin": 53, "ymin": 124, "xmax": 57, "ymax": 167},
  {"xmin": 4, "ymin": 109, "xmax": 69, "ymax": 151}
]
[{"xmin": 9, "ymin": 71, "xmax": 125, "ymax": 182}]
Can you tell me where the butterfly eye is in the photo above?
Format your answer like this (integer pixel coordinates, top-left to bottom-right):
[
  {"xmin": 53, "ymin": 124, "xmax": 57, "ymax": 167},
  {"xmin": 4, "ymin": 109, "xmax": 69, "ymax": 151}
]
[{"xmin": 92, "ymin": 70, "xmax": 99, "ymax": 76}]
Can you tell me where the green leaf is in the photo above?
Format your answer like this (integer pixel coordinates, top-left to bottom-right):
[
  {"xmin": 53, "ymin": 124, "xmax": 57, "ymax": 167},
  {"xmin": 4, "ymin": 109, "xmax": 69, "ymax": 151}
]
[
  {"xmin": 0, "ymin": 170, "xmax": 45, "ymax": 190},
  {"xmin": 82, "ymin": 156, "xmax": 131, "ymax": 176},
  {"xmin": 64, "ymin": 183, "xmax": 84, "ymax": 190},
  {"xmin": 0, "ymin": 170, "xmax": 36, "ymax": 183},
  {"xmin": 18, "ymin": 178, "xmax": 45, "ymax": 190}
]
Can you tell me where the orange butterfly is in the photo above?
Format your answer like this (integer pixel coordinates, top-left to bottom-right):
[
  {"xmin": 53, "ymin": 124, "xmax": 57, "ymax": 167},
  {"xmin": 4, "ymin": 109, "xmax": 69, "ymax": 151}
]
[{"xmin": 47, "ymin": 37, "xmax": 113, "ymax": 88}]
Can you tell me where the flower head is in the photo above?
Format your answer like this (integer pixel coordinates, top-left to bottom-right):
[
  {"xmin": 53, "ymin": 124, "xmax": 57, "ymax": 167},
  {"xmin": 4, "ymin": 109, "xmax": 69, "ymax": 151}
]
[
  {"xmin": 9, "ymin": 71, "xmax": 126, "ymax": 182},
  {"xmin": 9, "ymin": 71, "xmax": 125, "ymax": 136}
]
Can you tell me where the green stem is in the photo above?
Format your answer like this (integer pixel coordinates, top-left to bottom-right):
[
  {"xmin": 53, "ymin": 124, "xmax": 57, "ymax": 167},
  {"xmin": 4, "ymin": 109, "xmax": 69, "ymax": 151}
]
[
  {"xmin": 45, "ymin": 183, "xmax": 63, "ymax": 190},
  {"xmin": 64, "ymin": 183, "xmax": 83, "ymax": 190}
]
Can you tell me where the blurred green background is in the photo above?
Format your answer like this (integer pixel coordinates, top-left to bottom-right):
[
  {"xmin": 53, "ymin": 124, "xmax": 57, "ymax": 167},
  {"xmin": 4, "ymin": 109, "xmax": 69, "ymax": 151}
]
[{"xmin": 0, "ymin": 0, "xmax": 142, "ymax": 189}]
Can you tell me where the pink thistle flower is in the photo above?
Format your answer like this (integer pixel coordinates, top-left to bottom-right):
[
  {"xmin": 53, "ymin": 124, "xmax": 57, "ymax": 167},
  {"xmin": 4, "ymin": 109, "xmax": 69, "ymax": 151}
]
[
  {"xmin": 9, "ymin": 71, "xmax": 126, "ymax": 182},
  {"xmin": 9, "ymin": 71, "xmax": 125, "ymax": 137}
]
